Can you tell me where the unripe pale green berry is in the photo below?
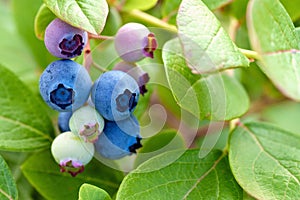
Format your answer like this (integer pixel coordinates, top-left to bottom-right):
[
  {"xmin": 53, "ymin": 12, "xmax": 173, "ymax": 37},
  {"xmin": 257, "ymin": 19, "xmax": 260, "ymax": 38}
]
[
  {"xmin": 69, "ymin": 105, "xmax": 105, "ymax": 143},
  {"xmin": 51, "ymin": 131, "xmax": 94, "ymax": 177}
]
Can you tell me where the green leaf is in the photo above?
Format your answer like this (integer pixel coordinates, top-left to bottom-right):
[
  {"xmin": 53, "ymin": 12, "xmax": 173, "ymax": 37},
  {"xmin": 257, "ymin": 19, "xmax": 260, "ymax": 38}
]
[
  {"xmin": 1, "ymin": 151, "xmax": 37, "ymax": 200},
  {"xmin": 117, "ymin": 149, "xmax": 243, "ymax": 199},
  {"xmin": 296, "ymin": 27, "xmax": 300, "ymax": 39},
  {"xmin": 203, "ymin": 0, "xmax": 232, "ymax": 10},
  {"xmin": 12, "ymin": 0, "xmax": 55, "ymax": 68},
  {"xmin": 34, "ymin": 4, "xmax": 56, "ymax": 40},
  {"xmin": 259, "ymin": 51, "xmax": 300, "ymax": 100},
  {"xmin": 229, "ymin": 0, "xmax": 249, "ymax": 20},
  {"xmin": 44, "ymin": 0, "xmax": 109, "ymax": 34},
  {"xmin": 261, "ymin": 101, "xmax": 300, "ymax": 134},
  {"xmin": 161, "ymin": 0, "xmax": 181, "ymax": 24},
  {"xmin": 162, "ymin": 38, "xmax": 249, "ymax": 121},
  {"xmin": 177, "ymin": 0, "xmax": 249, "ymax": 73},
  {"xmin": 247, "ymin": 0, "xmax": 298, "ymax": 53},
  {"xmin": 229, "ymin": 121, "xmax": 300, "ymax": 200},
  {"xmin": 247, "ymin": 0, "xmax": 300, "ymax": 100},
  {"xmin": 134, "ymin": 129, "xmax": 185, "ymax": 167},
  {"xmin": 196, "ymin": 127, "xmax": 229, "ymax": 151},
  {"xmin": 235, "ymin": 62, "xmax": 282, "ymax": 101},
  {"xmin": 243, "ymin": 191, "xmax": 257, "ymax": 200},
  {"xmin": 0, "ymin": 65, "xmax": 54, "ymax": 151},
  {"xmin": 101, "ymin": 7, "xmax": 122, "ymax": 36},
  {"xmin": 280, "ymin": 0, "xmax": 300, "ymax": 21},
  {"xmin": 162, "ymin": 0, "xmax": 232, "ymax": 25},
  {"xmin": 79, "ymin": 184, "xmax": 111, "ymax": 200},
  {"xmin": 22, "ymin": 150, "xmax": 124, "ymax": 200},
  {"xmin": 121, "ymin": 0, "xmax": 158, "ymax": 11},
  {"xmin": 0, "ymin": 155, "xmax": 18, "ymax": 200},
  {"xmin": 0, "ymin": 1, "xmax": 40, "ymax": 86}
]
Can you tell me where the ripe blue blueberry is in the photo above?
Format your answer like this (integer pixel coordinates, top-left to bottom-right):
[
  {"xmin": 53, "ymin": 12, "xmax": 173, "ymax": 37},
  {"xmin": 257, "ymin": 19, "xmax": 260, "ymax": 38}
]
[
  {"xmin": 114, "ymin": 23, "xmax": 157, "ymax": 62},
  {"xmin": 51, "ymin": 131, "xmax": 94, "ymax": 177},
  {"xmin": 39, "ymin": 59, "xmax": 92, "ymax": 112},
  {"xmin": 58, "ymin": 111, "xmax": 72, "ymax": 132},
  {"xmin": 113, "ymin": 61, "xmax": 150, "ymax": 95},
  {"xmin": 94, "ymin": 115, "xmax": 142, "ymax": 159},
  {"xmin": 44, "ymin": 18, "xmax": 88, "ymax": 59},
  {"xmin": 69, "ymin": 105, "xmax": 105, "ymax": 143},
  {"xmin": 91, "ymin": 70, "xmax": 140, "ymax": 121}
]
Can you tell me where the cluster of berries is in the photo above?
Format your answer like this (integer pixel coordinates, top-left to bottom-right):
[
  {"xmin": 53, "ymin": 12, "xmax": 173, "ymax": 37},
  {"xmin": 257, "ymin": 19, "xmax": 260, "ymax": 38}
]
[{"xmin": 39, "ymin": 18, "xmax": 157, "ymax": 176}]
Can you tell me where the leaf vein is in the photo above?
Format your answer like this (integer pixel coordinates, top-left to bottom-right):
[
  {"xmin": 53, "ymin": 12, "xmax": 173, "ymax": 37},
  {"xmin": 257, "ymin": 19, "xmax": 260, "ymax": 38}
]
[
  {"xmin": 74, "ymin": 0, "xmax": 96, "ymax": 33},
  {"xmin": 182, "ymin": 152, "xmax": 226, "ymax": 199},
  {"xmin": 128, "ymin": 178, "xmax": 202, "ymax": 198},
  {"xmin": 0, "ymin": 115, "xmax": 52, "ymax": 141},
  {"xmin": 0, "ymin": 188, "xmax": 13, "ymax": 200},
  {"xmin": 245, "ymin": 125, "xmax": 300, "ymax": 185}
]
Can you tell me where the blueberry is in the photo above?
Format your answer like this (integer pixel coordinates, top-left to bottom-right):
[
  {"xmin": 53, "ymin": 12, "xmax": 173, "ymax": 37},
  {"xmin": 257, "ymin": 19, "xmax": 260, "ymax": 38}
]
[
  {"xmin": 51, "ymin": 131, "xmax": 94, "ymax": 177},
  {"xmin": 58, "ymin": 111, "xmax": 72, "ymax": 132},
  {"xmin": 114, "ymin": 23, "xmax": 157, "ymax": 62},
  {"xmin": 39, "ymin": 59, "xmax": 92, "ymax": 112},
  {"xmin": 94, "ymin": 115, "xmax": 142, "ymax": 159},
  {"xmin": 91, "ymin": 70, "xmax": 140, "ymax": 121},
  {"xmin": 113, "ymin": 61, "xmax": 150, "ymax": 95},
  {"xmin": 69, "ymin": 105, "xmax": 105, "ymax": 143},
  {"xmin": 44, "ymin": 18, "xmax": 88, "ymax": 59}
]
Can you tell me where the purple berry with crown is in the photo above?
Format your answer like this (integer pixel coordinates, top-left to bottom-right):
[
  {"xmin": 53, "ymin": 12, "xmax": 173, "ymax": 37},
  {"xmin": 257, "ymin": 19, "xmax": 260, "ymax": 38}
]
[
  {"xmin": 44, "ymin": 18, "xmax": 88, "ymax": 59},
  {"xmin": 114, "ymin": 23, "xmax": 157, "ymax": 62}
]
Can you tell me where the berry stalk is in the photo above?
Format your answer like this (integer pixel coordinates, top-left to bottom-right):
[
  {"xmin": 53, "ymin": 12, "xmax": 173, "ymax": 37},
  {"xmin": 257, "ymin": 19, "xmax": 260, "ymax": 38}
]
[{"xmin": 123, "ymin": 9, "xmax": 178, "ymax": 33}]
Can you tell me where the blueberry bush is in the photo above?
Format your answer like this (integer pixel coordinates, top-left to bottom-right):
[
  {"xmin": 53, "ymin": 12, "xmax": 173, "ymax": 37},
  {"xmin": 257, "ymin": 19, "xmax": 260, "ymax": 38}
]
[{"xmin": 0, "ymin": 0, "xmax": 300, "ymax": 199}]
